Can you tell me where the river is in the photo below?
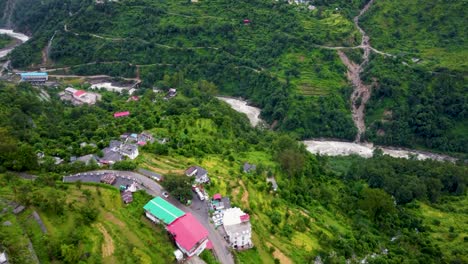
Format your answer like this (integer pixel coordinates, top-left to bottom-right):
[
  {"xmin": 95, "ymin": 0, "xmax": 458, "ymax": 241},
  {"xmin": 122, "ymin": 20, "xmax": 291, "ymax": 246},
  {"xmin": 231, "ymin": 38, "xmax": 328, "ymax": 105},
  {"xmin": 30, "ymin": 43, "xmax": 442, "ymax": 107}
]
[
  {"xmin": 216, "ymin": 96, "xmax": 263, "ymax": 127},
  {"xmin": 218, "ymin": 97, "xmax": 456, "ymax": 162},
  {"xmin": 0, "ymin": 29, "xmax": 29, "ymax": 59}
]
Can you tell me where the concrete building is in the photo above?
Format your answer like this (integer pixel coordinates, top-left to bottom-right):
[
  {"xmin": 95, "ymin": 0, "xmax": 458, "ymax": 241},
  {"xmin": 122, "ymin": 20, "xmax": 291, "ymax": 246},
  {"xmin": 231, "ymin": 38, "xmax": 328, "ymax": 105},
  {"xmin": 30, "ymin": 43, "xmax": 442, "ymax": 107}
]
[
  {"xmin": 60, "ymin": 87, "xmax": 101, "ymax": 105},
  {"xmin": 223, "ymin": 207, "xmax": 253, "ymax": 250}
]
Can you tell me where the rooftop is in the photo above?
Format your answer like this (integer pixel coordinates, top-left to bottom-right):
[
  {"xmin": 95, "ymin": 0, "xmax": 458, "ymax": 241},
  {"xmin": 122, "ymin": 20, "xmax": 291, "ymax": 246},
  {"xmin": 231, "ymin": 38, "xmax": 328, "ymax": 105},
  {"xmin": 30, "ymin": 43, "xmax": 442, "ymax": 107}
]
[
  {"xmin": 114, "ymin": 111, "xmax": 130, "ymax": 118},
  {"xmin": 143, "ymin": 197, "xmax": 185, "ymax": 225},
  {"xmin": 74, "ymin": 90, "xmax": 86, "ymax": 97},
  {"xmin": 223, "ymin": 207, "xmax": 250, "ymax": 226},
  {"xmin": 167, "ymin": 213, "xmax": 209, "ymax": 252},
  {"xmin": 20, "ymin": 72, "xmax": 48, "ymax": 77}
]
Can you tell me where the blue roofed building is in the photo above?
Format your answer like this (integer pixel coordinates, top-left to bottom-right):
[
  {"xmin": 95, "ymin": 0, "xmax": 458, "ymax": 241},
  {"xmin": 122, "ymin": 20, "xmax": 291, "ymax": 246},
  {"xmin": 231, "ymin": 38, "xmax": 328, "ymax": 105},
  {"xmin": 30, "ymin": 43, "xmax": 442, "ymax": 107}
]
[{"xmin": 20, "ymin": 72, "xmax": 48, "ymax": 83}]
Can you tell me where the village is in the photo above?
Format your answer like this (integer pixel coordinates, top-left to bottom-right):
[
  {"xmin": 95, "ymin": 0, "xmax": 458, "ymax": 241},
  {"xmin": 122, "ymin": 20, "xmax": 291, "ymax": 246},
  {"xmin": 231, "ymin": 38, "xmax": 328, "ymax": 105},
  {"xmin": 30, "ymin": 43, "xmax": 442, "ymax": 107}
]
[{"xmin": 61, "ymin": 157, "xmax": 272, "ymax": 262}]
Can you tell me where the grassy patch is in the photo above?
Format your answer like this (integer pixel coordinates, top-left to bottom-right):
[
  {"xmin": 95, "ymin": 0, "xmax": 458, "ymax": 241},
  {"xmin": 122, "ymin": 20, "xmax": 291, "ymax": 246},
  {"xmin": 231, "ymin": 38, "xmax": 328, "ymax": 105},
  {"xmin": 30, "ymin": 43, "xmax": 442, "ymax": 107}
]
[{"xmin": 412, "ymin": 196, "xmax": 468, "ymax": 262}]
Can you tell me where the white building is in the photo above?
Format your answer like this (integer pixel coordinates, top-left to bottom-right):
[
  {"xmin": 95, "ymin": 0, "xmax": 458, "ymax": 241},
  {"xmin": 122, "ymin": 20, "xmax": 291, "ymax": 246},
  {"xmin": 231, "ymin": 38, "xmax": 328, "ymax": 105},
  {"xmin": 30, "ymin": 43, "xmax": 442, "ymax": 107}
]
[
  {"xmin": 61, "ymin": 87, "xmax": 101, "ymax": 105},
  {"xmin": 223, "ymin": 207, "xmax": 253, "ymax": 250},
  {"xmin": 120, "ymin": 143, "xmax": 139, "ymax": 160}
]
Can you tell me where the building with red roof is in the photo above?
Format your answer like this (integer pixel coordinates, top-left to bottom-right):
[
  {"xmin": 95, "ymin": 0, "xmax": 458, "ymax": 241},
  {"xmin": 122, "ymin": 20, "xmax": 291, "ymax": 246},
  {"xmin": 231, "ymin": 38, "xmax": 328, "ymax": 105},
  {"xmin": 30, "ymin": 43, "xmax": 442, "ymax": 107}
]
[
  {"xmin": 166, "ymin": 213, "xmax": 209, "ymax": 257},
  {"xmin": 114, "ymin": 111, "xmax": 130, "ymax": 118},
  {"xmin": 74, "ymin": 90, "xmax": 87, "ymax": 97}
]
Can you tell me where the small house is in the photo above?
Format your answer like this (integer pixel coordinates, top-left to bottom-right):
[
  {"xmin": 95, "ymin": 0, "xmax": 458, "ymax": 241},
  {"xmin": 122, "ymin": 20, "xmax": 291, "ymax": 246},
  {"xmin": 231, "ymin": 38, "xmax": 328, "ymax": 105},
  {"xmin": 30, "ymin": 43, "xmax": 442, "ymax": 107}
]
[
  {"xmin": 166, "ymin": 88, "xmax": 177, "ymax": 98},
  {"xmin": 167, "ymin": 213, "xmax": 210, "ymax": 257},
  {"xmin": 120, "ymin": 143, "xmax": 139, "ymax": 159},
  {"xmin": 243, "ymin": 162, "xmax": 256, "ymax": 173},
  {"xmin": 185, "ymin": 166, "xmax": 209, "ymax": 184},
  {"xmin": 143, "ymin": 197, "xmax": 185, "ymax": 225},
  {"xmin": 121, "ymin": 190, "xmax": 133, "ymax": 204},
  {"xmin": 100, "ymin": 148, "xmax": 122, "ymax": 164}
]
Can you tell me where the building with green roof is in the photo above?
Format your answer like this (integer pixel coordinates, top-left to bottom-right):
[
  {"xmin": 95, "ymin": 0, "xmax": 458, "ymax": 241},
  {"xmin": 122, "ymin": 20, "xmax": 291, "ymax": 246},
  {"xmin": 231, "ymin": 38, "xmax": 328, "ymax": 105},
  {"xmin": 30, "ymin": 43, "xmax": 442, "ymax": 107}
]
[{"xmin": 143, "ymin": 197, "xmax": 186, "ymax": 225}]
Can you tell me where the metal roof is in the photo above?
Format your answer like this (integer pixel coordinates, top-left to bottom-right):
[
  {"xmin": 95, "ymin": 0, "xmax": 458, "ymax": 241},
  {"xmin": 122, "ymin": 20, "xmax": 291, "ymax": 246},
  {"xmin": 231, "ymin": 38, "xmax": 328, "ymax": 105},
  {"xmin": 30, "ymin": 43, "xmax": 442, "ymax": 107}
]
[
  {"xmin": 143, "ymin": 197, "xmax": 185, "ymax": 224},
  {"xmin": 167, "ymin": 213, "xmax": 208, "ymax": 252},
  {"xmin": 20, "ymin": 72, "xmax": 48, "ymax": 76}
]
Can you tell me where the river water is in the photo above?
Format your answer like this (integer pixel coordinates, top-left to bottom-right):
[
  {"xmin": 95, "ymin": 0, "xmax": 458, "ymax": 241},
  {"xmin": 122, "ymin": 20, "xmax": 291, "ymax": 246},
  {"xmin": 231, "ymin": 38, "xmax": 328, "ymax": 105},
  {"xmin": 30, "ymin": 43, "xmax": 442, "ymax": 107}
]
[
  {"xmin": 216, "ymin": 96, "xmax": 263, "ymax": 127},
  {"xmin": 0, "ymin": 29, "xmax": 29, "ymax": 59},
  {"xmin": 218, "ymin": 97, "xmax": 455, "ymax": 162}
]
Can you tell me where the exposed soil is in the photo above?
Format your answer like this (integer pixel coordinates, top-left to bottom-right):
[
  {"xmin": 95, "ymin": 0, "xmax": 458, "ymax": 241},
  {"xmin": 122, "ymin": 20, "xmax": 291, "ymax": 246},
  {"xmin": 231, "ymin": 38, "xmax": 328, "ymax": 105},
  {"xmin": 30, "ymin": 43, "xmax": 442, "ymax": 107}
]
[
  {"xmin": 266, "ymin": 242, "xmax": 293, "ymax": 264},
  {"xmin": 238, "ymin": 180, "xmax": 249, "ymax": 207},
  {"xmin": 96, "ymin": 223, "xmax": 115, "ymax": 258},
  {"xmin": 104, "ymin": 212, "xmax": 125, "ymax": 228}
]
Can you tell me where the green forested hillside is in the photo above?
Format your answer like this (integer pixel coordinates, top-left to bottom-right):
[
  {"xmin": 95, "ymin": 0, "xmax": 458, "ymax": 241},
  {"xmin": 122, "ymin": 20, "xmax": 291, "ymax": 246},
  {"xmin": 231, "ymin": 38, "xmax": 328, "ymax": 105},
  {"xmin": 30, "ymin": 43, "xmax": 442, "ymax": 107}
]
[
  {"xmin": 358, "ymin": 0, "xmax": 468, "ymax": 153},
  {"xmin": 4, "ymin": 0, "xmax": 365, "ymax": 140},
  {"xmin": 2, "ymin": 0, "xmax": 467, "ymax": 153},
  {"xmin": 0, "ymin": 81, "xmax": 466, "ymax": 263},
  {"xmin": 361, "ymin": 0, "xmax": 467, "ymax": 71}
]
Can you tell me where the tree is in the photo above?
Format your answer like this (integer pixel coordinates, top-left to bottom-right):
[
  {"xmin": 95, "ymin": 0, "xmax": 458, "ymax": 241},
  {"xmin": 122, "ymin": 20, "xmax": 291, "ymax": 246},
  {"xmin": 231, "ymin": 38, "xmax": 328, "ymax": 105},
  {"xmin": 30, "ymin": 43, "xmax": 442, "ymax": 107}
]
[
  {"xmin": 358, "ymin": 188, "xmax": 396, "ymax": 222},
  {"xmin": 162, "ymin": 174, "xmax": 192, "ymax": 203}
]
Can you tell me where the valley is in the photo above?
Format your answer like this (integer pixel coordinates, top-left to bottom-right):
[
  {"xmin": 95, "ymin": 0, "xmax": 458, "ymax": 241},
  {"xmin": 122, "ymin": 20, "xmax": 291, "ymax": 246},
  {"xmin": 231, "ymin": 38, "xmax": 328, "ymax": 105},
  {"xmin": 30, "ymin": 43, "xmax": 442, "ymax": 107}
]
[{"xmin": 0, "ymin": 1, "xmax": 466, "ymax": 264}]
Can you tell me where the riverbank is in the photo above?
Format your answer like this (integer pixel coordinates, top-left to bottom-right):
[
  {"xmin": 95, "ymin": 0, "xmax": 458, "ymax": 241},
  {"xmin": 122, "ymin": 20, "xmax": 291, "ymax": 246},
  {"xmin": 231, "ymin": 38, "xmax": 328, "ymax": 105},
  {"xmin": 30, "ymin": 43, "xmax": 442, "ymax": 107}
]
[
  {"xmin": 303, "ymin": 139, "xmax": 456, "ymax": 162},
  {"xmin": 0, "ymin": 29, "xmax": 29, "ymax": 59}
]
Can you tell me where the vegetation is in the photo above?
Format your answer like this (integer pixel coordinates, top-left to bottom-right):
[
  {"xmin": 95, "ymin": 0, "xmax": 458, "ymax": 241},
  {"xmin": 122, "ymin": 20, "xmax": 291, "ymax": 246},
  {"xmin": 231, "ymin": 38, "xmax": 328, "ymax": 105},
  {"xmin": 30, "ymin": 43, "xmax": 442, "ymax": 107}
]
[
  {"xmin": 0, "ymin": 173, "xmax": 175, "ymax": 263},
  {"xmin": 0, "ymin": 34, "xmax": 14, "ymax": 49},
  {"xmin": 361, "ymin": 0, "xmax": 467, "ymax": 71},
  {"xmin": 0, "ymin": 0, "xmax": 467, "ymax": 263},
  {"xmin": 0, "ymin": 78, "xmax": 466, "ymax": 263}
]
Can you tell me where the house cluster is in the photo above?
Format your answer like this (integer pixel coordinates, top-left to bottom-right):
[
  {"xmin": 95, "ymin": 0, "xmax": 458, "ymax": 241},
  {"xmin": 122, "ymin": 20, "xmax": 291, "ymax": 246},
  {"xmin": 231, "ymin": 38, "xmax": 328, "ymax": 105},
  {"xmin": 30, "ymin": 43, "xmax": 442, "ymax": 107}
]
[
  {"xmin": 210, "ymin": 193, "xmax": 231, "ymax": 226},
  {"xmin": 143, "ymin": 197, "xmax": 212, "ymax": 261},
  {"xmin": 59, "ymin": 87, "xmax": 101, "ymax": 105},
  {"xmin": 100, "ymin": 132, "xmax": 154, "ymax": 164}
]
